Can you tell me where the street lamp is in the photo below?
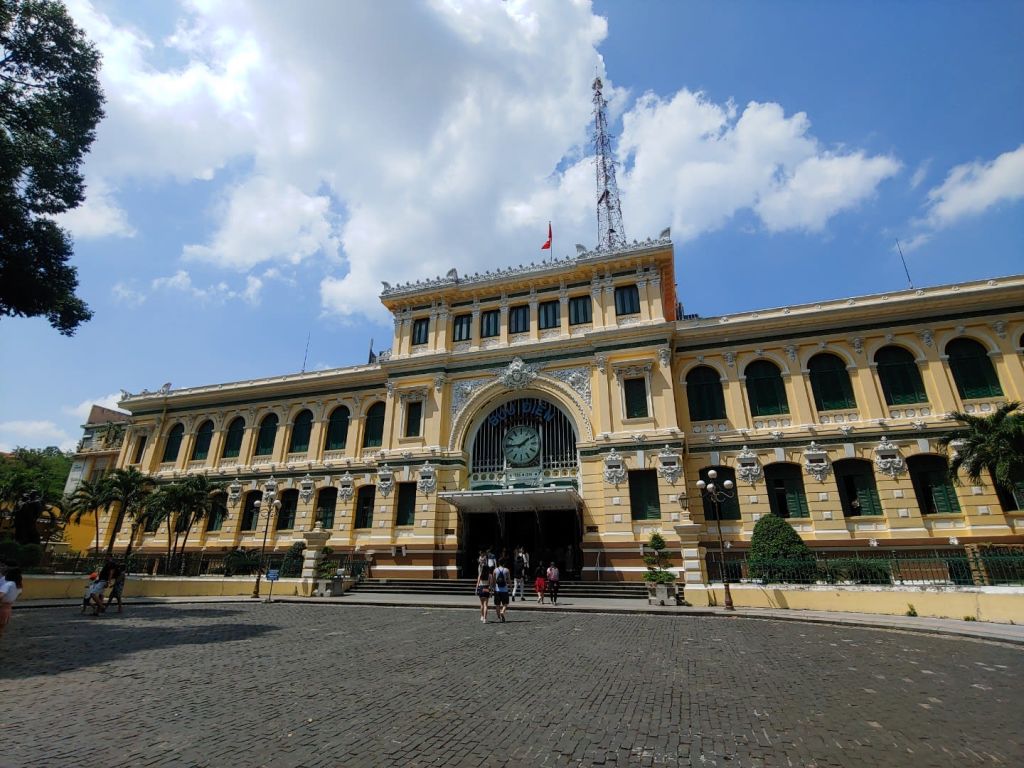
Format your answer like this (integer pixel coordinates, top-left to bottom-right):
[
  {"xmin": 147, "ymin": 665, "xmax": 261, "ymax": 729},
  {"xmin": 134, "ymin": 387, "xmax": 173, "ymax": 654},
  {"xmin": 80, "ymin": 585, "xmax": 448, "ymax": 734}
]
[
  {"xmin": 695, "ymin": 469, "xmax": 735, "ymax": 611},
  {"xmin": 251, "ymin": 478, "xmax": 281, "ymax": 599}
]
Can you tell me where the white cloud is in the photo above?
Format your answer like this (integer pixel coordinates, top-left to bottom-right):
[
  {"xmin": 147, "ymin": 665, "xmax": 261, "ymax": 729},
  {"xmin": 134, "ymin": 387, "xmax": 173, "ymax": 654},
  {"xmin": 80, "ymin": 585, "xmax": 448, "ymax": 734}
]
[
  {"xmin": 67, "ymin": 1, "xmax": 903, "ymax": 322},
  {"xmin": 112, "ymin": 281, "xmax": 146, "ymax": 306},
  {"xmin": 62, "ymin": 393, "xmax": 127, "ymax": 423},
  {"xmin": 151, "ymin": 270, "xmax": 262, "ymax": 305},
  {"xmin": 924, "ymin": 144, "xmax": 1024, "ymax": 228},
  {"xmin": 909, "ymin": 160, "xmax": 930, "ymax": 190},
  {"xmin": 55, "ymin": 176, "xmax": 136, "ymax": 239},
  {"xmin": 0, "ymin": 421, "xmax": 77, "ymax": 452}
]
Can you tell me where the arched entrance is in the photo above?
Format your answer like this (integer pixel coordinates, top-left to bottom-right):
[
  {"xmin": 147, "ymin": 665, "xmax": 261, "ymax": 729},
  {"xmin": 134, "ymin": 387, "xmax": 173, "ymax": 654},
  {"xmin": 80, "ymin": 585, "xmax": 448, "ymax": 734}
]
[{"xmin": 442, "ymin": 395, "xmax": 582, "ymax": 579}]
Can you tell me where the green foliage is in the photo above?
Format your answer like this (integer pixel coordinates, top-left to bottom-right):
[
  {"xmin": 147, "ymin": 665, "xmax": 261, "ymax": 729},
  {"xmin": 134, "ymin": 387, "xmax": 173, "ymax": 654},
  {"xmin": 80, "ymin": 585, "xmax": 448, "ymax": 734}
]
[
  {"xmin": 940, "ymin": 402, "xmax": 1024, "ymax": 491},
  {"xmin": 0, "ymin": 447, "xmax": 71, "ymax": 543},
  {"xmin": 102, "ymin": 467, "xmax": 154, "ymax": 558},
  {"xmin": 280, "ymin": 541, "xmax": 306, "ymax": 578},
  {"xmin": 819, "ymin": 558, "xmax": 892, "ymax": 585},
  {"xmin": 963, "ymin": 615, "xmax": 977, "ymax": 622},
  {"xmin": 642, "ymin": 532, "xmax": 676, "ymax": 584},
  {"xmin": 1, "ymin": 0, "xmax": 105, "ymax": 335},
  {"xmin": 0, "ymin": 538, "xmax": 44, "ymax": 567},
  {"xmin": 748, "ymin": 514, "xmax": 814, "ymax": 582},
  {"xmin": 223, "ymin": 549, "xmax": 260, "ymax": 577}
]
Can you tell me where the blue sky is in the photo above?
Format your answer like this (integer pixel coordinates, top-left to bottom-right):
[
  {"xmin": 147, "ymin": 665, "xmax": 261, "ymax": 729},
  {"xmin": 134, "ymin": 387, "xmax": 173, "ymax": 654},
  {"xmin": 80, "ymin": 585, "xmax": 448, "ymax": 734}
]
[{"xmin": 1, "ymin": 0, "xmax": 1022, "ymax": 451}]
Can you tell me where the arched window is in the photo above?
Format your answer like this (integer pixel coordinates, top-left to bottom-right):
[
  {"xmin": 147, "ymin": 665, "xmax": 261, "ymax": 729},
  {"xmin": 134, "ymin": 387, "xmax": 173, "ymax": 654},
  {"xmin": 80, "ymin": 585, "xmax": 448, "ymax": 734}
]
[
  {"xmin": 745, "ymin": 360, "xmax": 789, "ymax": 417},
  {"xmin": 206, "ymin": 492, "xmax": 228, "ymax": 532},
  {"xmin": 764, "ymin": 463, "xmax": 809, "ymax": 518},
  {"xmin": 190, "ymin": 420, "xmax": 214, "ymax": 461},
  {"xmin": 355, "ymin": 486, "xmax": 376, "ymax": 528},
  {"xmin": 288, "ymin": 410, "xmax": 313, "ymax": 454},
  {"xmin": 686, "ymin": 366, "xmax": 726, "ymax": 422},
  {"xmin": 946, "ymin": 338, "xmax": 1002, "ymax": 399},
  {"xmin": 324, "ymin": 406, "xmax": 350, "ymax": 451},
  {"xmin": 161, "ymin": 423, "xmax": 184, "ymax": 463},
  {"xmin": 833, "ymin": 459, "xmax": 882, "ymax": 517},
  {"xmin": 222, "ymin": 417, "xmax": 245, "ymax": 459},
  {"xmin": 276, "ymin": 489, "xmax": 299, "ymax": 530},
  {"xmin": 808, "ymin": 353, "xmax": 856, "ymax": 411},
  {"xmin": 908, "ymin": 455, "xmax": 960, "ymax": 515},
  {"xmin": 255, "ymin": 414, "xmax": 278, "ymax": 456},
  {"xmin": 699, "ymin": 466, "xmax": 741, "ymax": 520},
  {"xmin": 875, "ymin": 346, "xmax": 927, "ymax": 405},
  {"xmin": 240, "ymin": 490, "xmax": 262, "ymax": 531},
  {"xmin": 316, "ymin": 487, "xmax": 338, "ymax": 529},
  {"xmin": 362, "ymin": 402, "xmax": 385, "ymax": 448}
]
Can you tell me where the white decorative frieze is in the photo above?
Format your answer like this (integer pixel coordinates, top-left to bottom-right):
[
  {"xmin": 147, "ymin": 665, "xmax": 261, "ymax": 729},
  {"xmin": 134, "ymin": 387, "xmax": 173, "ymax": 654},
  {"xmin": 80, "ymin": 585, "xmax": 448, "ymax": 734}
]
[
  {"xmin": 603, "ymin": 448, "xmax": 627, "ymax": 487},
  {"xmin": 337, "ymin": 471, "xmax": 355, "ymax": 502},
  {"xmin": 417, "ymin": 462, "xmax": 437, "ymax": 495},
  {"xmin": 434, "ymin": 374, "xmax": 447, "ymax": 392},
  {"xmin": 658, "ymin": 347, "xmax": 671, "ymax": 368},
  {"xmin": 546, "ymin": 366, "xmax": 592, "ymax": 407},
  {"xmin": 803, "ymin": 442, "xmax": 831, "ymax": 482},
  {"xmin": 874, "ymin": 436, "xmax": 906, "ymax": 478},
  {"xmin": 450, "ymin": 376, "xmax": 494, "ymax": 423},
  {"xmin": 298, "ymin": 473, "xmax": 315, "ymax": 503},
  {"xmin": 376, "ymin": 464, "xmax": 395, "ymax": 497},
  {"xmin": 656, "ymin": 446, "xmax": 682, "ymax": 485},
  {"xmin": 735, "ymin": 446, "xmax": 763, "ymax": 486},
  {"xmin": 500, "ymin": 357, "xmax": 539, "ymax": 390}
]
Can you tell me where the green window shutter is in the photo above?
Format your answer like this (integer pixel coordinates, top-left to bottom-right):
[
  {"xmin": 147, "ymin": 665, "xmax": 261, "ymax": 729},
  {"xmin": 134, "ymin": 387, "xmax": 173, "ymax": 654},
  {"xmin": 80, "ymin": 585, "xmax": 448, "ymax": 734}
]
[
  {"xmin": 946, "ymin": 338, "xmax": 1002, "ymax": 399},
  {"xmin": 909, "ymin": 456, "xmax": 960, "ymax": 515},
  {"xmin": 412, "ymin": 318, "xmax": 430, "ymax": 345},
  {"xmin": 539, "ymin": 300, "xmax": 560, "ymax": 329},
  {"xmin": 480, "ymin": 309, "xmax": 500, "ymax": 338},
  {"xmin": 396, "ymin": 482, "xmax": 416, "ymax": 526},
  {"xmin": 241, "ymin": 493, "xmax": 261, "ymax": 531},
  {"xmin": 875, "ymin": 346, "xmax": 927, "ymax": 405},
  {"xmin": 317, "ymin": 488, "xmax": 338, "ymax": 529},
  {"xmin": 222, "ymin": 419, "xmax": 244, "ymax": 458},
  {"xmin": 624, "ymin": 377, "xmax": 649, "ymax": 418},
  {"xmin": 355, "ymin": 487, "xmax": 375, "ymax": 528},
  {"xmin": 686, "ymin": 366, "xmax": 726, "ymax": 421},
  {"xmin": 855, "ymin": 472, "xmax": 882, "ymax": 516},
  {"xmin": 132, "ymin": 435, "xmax": 147, "ymax": 464},
  {"xmin": 405, "ymin": 401, "xmax": 422, "ymax": 437},
  {"xmin": 162, "ymin": 425, "xmax": 184, "ymax": 463},
  {"xmin": 569, "ymin": 295, "xmax": 592, "ymax": 325},
  {"xmin": 255, "ymin": 415, "xmax": 278, "ymax": 455},
  {"xmin": 207, "ymin": 496, "xmax": 227, "ymax": 532},
  {"xmin": 746, "ymin": 361, "xmax": 789, "ymax": 416},
  {"xmin": 191, "ymin": 421, "xmax": 213, "ymax": 461},
  {"xmin": 930, "ymin": 472, "xmax": 961, "ymax": 514},
  {"xmin": 700, "ymin": 467, "xmax": 741, "ymax": 520},
  {"xmin": 836, "ymin": 460, "xmax": 881, "ymax": 516},
  {"xmin": 509, "ymin": 305, "xmax": 529, "ymax": 333},
  {"xmin": 276, "ymin": 490, "xmax": 298, "ymax": 530},
  {"xmin": 808, "ymin": 354, "xmax": 856, "ymax": 411},
  {"xmin": 289, "ymin": 411, "xmax": 313, "ymax": 453},
  {"xmin": 615, "ymin": 284, "xmax": 640, "ymax": 315},
  {"xmin": 362, "ymin": 403, "xmax": 385, "ymax": 448},
  {"xmin": 628, "ymin": 470, "xmax": 661, "ymax": 520},
  {"xmin": 765, "ymin": 464, "xmax": 809, "ymax": 518},
  {"xmin": 325, "ymin": 408, "xmax": 349, "ymax": 450}
]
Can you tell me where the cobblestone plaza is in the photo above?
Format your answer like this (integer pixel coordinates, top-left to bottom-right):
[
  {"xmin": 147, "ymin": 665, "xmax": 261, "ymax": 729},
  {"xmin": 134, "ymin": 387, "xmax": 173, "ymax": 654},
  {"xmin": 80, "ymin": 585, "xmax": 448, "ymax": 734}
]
[{"xmin": 2, "ymin": 603, "xmax": 1022, "ymax": 767}]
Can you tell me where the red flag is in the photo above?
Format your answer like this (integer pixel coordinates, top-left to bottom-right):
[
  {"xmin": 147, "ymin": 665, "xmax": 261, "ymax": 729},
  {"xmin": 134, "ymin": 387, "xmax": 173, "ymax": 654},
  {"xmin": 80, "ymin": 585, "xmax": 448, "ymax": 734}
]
[{"xmin": 541, "ymin": 221, "xmax": 552, "ymax": 250}]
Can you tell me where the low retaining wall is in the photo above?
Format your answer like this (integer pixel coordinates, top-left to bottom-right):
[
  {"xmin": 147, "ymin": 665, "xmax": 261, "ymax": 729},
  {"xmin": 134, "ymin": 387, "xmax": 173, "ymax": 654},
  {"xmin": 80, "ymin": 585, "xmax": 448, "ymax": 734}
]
[
  {"xmin": 688, "ymin": 583, "xmax": 1024, "ymax": 623},
  {"xmin": 22, "ymin": 574, "xmax": 312, "ymax": 600}
]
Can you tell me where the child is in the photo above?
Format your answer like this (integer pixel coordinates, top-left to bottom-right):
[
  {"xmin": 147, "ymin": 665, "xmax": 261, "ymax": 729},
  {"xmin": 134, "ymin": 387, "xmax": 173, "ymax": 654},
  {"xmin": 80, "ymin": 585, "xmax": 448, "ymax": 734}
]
[
  {"xmin": 0, "ymin": 568, "xmax": 23, "ymax": 639},
  {"xmin": 82, "ymin": 573, "xmax": 98, "ymax": 614},
  {"xmin": 534, "ymin": 565, "xmax": 546, "ymax": 604},
  {"xmin": 106, "ymin": 565, "xmax": 126, "ymax": 613}
]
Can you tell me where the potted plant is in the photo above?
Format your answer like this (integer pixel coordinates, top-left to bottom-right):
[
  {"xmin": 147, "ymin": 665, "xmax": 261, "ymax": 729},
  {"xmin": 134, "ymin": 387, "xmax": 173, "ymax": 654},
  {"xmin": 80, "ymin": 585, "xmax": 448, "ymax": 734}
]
[{"xmin": 643, "ymin": 533, "xmax": 680, "ymax": 605}]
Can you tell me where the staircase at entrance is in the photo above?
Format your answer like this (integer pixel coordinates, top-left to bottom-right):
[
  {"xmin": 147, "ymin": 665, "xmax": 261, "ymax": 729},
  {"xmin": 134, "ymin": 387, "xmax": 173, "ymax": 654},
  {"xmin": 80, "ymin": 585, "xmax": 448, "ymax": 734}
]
[{"xmin": 351, "ymin": 578, "xmax": 649, "ymax": 600}]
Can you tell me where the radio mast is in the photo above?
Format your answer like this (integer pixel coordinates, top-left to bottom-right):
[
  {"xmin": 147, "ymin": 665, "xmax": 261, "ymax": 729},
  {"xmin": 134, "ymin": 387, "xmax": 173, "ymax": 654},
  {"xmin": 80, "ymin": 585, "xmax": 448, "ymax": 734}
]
[{"xmin": 593, "ymin": 76, "xmax": 626, "ymax": 250}]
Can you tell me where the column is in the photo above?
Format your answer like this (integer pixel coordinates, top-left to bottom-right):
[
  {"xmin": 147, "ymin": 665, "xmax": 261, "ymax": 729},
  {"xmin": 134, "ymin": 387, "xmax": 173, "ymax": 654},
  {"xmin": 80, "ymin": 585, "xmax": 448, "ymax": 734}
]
[
  {"xmin": 590, "ymin": 278, "xmax": 606, "ymax": 329},
  {"xmin": 309, "ymin": 417, "xmax": 327, "ymax": 463},
  {"xmin": 499, "ymin": 297, "xmax": 510, "ymax": 344},
  {"xmin": 470, "ymin": 300, "xmax": 481, "ymax": 349},
  {"xmin": 559, "ymin": 288, "xmax": 569, "ymax": 336},
  {"xmin": 648, "ymin": 274, "xmax": 665, "ymax": 321},
  {"xmin": 209, "ymin": 428, "xmax": 226, "ymax": 469},
  {"xmin": 638, "ymin": 278, "xmax": 651, "ymax": 322},
  {"xmin": 528, "ymin": 289, "xmax": 539, "ymax": 341}
]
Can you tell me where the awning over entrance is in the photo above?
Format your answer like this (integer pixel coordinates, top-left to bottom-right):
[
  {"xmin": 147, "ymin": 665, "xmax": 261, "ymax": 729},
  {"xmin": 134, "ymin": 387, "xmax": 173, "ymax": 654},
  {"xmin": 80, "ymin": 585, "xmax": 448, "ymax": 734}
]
[{"xmin": 440, "ymin": 487, "xmax": 582, "ymax": 513}]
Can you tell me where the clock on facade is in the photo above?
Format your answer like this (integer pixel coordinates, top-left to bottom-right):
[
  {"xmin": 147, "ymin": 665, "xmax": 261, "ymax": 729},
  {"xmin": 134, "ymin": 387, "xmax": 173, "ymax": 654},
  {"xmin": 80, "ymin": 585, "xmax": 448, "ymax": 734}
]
[{"xmin": 503, "ymin": 425, "xmax": 540, "ymax": 466}]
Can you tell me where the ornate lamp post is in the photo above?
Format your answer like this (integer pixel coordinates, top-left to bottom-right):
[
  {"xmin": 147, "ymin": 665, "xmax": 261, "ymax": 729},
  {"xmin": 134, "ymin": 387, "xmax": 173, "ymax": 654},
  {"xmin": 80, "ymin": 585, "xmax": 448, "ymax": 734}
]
[
  {"xmin": 251, "ymin": 477, "xmax": 281, "ymax": 599},
  {"xmin": 695, "ymin": 469, "xmax": 735, "ymax": 611}
]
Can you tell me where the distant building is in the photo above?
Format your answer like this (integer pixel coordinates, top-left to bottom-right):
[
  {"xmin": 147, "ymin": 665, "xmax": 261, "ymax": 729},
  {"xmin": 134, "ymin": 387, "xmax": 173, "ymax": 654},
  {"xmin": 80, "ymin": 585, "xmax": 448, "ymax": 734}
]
[{"xmin": 99, "ymin": 236, "xmax": 1024, "ymax": 580}]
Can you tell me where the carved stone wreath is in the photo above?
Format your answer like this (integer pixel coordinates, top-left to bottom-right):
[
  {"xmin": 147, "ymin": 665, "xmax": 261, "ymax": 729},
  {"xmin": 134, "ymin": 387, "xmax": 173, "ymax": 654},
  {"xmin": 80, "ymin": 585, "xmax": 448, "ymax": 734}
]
[
  {"xmin": 873, "ymin": 436, "xmax": 906, "ymax": 478},
  {"xmin": 337, "ymin": 471, "xmax": 355, "ymax": 502},
  {"xmin": 735, "ymin": 446, "xmax": 763, "ymax": 486},
  {"xmin": 417, "ymin": 462, "xmax": 437, "ymax": 495},
  {"xmin": 298, "ymin": 473, "xmax": 315, "ymax": 503},
  {"xmin": 603, "ymin": 448, "xmax": 627, "ymax": 487},
  {"xmin": 500, "ymin": 357, "xmax": 539, "ymax": 390},
  {"xmin": 802, "ymin": 442, "xmax": 832, "ymax": 482},
  {"xmin": 376, "ymin": 464, "xmax": 395, "ymax": 497},
  {"xmin": 655, "ymin": 446, "xmax": 682, "ymax": 485}
]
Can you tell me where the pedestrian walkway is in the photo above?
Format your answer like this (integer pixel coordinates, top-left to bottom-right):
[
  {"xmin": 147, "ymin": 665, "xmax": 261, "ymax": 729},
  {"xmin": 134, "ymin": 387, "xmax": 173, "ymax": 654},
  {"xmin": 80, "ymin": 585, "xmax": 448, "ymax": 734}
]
[{"xmin": 17, "ymin": 591, "xmax": 1024, "ymax": 645}]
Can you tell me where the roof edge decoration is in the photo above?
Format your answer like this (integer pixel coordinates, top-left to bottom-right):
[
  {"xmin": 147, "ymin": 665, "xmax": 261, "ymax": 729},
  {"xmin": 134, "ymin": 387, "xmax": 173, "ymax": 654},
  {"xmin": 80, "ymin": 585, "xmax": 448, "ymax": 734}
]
[{"xmin": 379, "ymin": 234, "xmax": 673, "ymax": 300}]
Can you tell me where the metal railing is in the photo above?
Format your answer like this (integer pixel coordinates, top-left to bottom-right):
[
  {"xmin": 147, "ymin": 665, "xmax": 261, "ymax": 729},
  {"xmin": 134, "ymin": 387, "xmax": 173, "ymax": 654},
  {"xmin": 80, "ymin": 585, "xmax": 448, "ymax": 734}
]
[{"xmin": 704, "ymin": 551, "xmax": 1024, "ymax": 587}]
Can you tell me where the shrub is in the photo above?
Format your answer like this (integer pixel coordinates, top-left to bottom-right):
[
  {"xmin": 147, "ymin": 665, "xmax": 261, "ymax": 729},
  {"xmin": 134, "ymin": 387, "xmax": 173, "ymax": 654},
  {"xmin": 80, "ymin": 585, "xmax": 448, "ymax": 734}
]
[
  {"xmin": 223, "ymin": 549, "xmax": 260, "ymax": 576},
  {"xmin": 642, "ymin": 532, "xmax": 676, "ymax": 584},
  {"xmin": 0, "ymin": 538, "xmax": 20, "ymax": 566},
  {"xmin": 280, "ymin": 541, "xmax": 306, "ymax": 578},
  {"xmin": 748, "ymin": 514, "xmax": 815, "ymax": 583},
  {"xmin": 18, "ymin": 543, "xmax": 44, "ymax": 568},
  {"xmin": 905, "ymin": 604, "xmax": 918, "ymax": 617},
  {"xmin": 819, "ymin": 558, "xmax": 892, "ymax": 584}
]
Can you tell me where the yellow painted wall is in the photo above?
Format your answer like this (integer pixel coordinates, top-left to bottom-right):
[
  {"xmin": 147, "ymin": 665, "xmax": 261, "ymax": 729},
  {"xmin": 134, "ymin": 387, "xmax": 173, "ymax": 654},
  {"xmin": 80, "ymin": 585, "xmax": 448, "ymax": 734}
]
[{"xmin": 22, "ymin": 574, "xmax": 312, "ymax": 600}]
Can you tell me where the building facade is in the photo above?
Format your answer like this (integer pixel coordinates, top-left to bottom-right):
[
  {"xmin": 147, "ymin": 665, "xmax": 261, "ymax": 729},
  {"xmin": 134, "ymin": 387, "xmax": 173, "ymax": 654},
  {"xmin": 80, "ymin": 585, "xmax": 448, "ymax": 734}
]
[{"xmin": 99, "ymin": 236, "xmax": 1024, "ymax": 580}]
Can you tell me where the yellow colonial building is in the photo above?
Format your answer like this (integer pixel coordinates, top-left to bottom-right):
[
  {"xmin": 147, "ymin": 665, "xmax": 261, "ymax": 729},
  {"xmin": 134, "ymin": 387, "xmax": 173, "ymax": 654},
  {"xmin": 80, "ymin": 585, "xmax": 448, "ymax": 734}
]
[{"xmin": 98, "ymin": 234, "xmax": 1024, "ymax": 582}]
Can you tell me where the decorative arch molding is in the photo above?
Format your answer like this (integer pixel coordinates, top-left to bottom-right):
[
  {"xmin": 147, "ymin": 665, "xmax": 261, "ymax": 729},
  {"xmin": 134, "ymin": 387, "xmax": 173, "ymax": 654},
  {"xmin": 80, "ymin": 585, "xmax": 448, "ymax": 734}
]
[
  {"xmin": 935, "ymin": 328, "xmax": 1002, "ymax": 356},
  {"xmin": 800, "ymin": 346, "xmax": 858, "ymax": 371},
  {"xmin": 447, "ymin": 376, "xmax": 593, "ymax": 453},
  {"xmin": 358, "ymin": 397, "xmax": 388, "ymax": 419},
  {"xmin": 285, "ymin": 402, "xmax": 318, "ymax": 424},
  {"xmin": 679, "ymin": 359, "xmax": 729, "ymax": 382},
  {"xmin": 737, "ymin": 350, "xmax": 791, "ymax": 377},
  {"xmin": 252, "ymin": 405, "xmax": 286, "ymax": 425},
  {"xmin": 864, "ymin": 337, "xmax": 927, "ymax": 364}
]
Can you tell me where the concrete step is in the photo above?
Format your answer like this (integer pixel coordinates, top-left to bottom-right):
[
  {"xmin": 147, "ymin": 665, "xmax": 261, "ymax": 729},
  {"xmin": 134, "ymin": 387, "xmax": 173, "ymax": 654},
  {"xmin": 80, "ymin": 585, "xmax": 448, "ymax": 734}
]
[{"xmin": 353, "ymin": 578, "xmax": 649, "ymax": 599}]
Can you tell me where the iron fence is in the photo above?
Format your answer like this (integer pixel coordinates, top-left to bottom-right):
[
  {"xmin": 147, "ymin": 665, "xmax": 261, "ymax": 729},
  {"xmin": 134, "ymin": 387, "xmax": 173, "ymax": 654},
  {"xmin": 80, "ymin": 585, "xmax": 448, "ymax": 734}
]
[{"xmin": 704, "ymin": 551, "xmax": 1024, "ymax": 587}]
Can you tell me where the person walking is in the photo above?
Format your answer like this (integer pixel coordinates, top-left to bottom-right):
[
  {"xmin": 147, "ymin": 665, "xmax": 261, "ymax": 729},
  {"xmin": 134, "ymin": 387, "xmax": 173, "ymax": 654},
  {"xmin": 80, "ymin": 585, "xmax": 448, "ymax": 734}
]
[
  {"xmin": 534, "ymin": 565, "xmax": 547, "ymax": 604},
  {"xmin": 90, "ymin": 559, "xmax": 116, "ymax": 615},
  {"xmin": 511, "ymin": 547, "xmax": 526, "ymax": 602},
  {"xmin": 106, "ymin": 563, "xmax": 126, "ymax": 613},
  {"xmin": 0, "ymin": 568, "xmax": 23, "ymax": 640},
  {"xmin": 546, "ymin": 561, "xmax": 560, "ymax": 605},
  {"xmin": 492, "ymin": 558, "xmax": 511, "ymax": 623},
  {"xmin": 475, "ymin": 564, "xmax": 493, "ymax": 623}
]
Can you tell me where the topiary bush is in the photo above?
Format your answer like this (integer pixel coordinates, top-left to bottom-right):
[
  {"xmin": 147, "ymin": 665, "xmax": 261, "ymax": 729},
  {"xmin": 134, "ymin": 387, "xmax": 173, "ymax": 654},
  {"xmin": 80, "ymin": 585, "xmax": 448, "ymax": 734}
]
[
  {"xmin": 642, "ymin": 532, "xmax": 676, "ymax": 584},
  {"xmin": 748, "ymin": 514, "xmax": 815, "ymax": 583}
]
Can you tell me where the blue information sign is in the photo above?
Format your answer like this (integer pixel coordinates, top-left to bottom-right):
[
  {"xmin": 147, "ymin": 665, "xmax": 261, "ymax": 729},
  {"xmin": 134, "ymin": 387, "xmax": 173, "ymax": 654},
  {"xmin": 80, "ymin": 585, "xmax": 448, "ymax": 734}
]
[{"xmin": 266, "ymin": 569, "xmax": 280, "ymax": 582}]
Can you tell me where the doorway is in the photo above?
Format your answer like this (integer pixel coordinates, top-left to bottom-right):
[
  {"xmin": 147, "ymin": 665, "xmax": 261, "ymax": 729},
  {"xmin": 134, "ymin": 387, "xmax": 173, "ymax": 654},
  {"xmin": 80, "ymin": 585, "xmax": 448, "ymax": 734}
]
[{"xmin": 461, "ymin": 509, "xmax": 581, "ymax": 580}]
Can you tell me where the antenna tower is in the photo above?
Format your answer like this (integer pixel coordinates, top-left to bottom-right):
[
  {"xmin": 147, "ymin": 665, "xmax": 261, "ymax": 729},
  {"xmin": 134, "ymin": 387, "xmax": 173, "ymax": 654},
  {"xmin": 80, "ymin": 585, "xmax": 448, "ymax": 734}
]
[{"xmin": 593, "ymin": 76, "xmax": 626, "ymax": 250}]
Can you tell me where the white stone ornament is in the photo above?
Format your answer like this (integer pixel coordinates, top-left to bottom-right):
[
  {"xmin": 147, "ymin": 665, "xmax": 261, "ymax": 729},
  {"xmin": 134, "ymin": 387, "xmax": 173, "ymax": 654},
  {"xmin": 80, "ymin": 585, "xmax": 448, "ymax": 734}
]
[
  {"xmin": 656, "ymin": 446, "xmax": 682, "ymax": 485},
  {"xmin": 298, "ymin": 473, "xmax": 315, "ymax": 503},
  {"xmin": 546, "ymin": 366, "xmax": 592, "ymax": 407},
  {"xmin": 603, "ymin": 449, "xmax": 627, "ymax": 487},
  {"xmin": 803, "ymin": 442, "xmax": 831, "ymax": 482},
  {"xmin": 227, "ymin": 478, "xmax": 243, "ymax": 505},
  {"xmin": 376, "ymin": 464, "xmax": 395, "ymax": 497},
  {"xmin": 417, "ymin": 462, "xmax": 437, "ymax": 495},
  {"xmin": 337, "ymin": 471, "xmax": 355, "ymax": 502},
  {"xmin": 735, "ymin": 446, "xmax": 763, "ymax": 486},
  {"xmin": 874, "ymin": 436, "xmax": 906, "ymax": 478},
  {"xmin": 500, "ymin": 357, "xmax": 539, "ymax": 390}
]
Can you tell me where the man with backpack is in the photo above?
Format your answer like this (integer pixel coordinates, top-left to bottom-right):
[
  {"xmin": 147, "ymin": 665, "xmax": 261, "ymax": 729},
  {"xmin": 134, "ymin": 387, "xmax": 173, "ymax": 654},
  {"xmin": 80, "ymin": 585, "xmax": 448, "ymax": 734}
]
[
  {"xmin": 492, "ymin": 558, "xmax": 511, "ymax": 622},
  {"xmin": 512, "ymin": 547, "xmax": 529, "ymax": 601}
]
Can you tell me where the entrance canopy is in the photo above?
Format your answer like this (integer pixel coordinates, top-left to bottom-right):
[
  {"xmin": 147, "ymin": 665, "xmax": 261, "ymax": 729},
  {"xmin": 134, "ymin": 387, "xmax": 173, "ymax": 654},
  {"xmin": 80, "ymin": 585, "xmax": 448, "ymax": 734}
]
[{"xmin": 440, "ymin": 487, "xmax": 582, "ymax": 513}]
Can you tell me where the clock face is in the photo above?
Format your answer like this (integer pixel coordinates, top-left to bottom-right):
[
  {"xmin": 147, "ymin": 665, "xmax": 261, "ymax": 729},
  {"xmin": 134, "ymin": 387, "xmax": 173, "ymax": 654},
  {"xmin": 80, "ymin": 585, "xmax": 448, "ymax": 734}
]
[{"xmin": 503, "ymin": 425, "xmax": 540, "ymax": 466}]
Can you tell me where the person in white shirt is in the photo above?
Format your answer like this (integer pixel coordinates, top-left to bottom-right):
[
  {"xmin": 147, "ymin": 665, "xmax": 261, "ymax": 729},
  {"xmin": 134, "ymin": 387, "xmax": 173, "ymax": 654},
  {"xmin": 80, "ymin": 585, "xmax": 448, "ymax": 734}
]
[{"xmin": 0, "ymin": 568, "xmax": 24, "ymax": 639}]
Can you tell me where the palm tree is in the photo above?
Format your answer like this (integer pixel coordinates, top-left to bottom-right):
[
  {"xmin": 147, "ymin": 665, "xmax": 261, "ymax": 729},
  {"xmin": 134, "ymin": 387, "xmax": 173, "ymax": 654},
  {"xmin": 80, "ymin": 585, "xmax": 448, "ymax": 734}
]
[
  {"xmin": 140, "ymin": 485, "xmax": 176, "ymax": 566},
  {"xmin": 174, "ymin": 474, "xmax": 227, "ymax": 565},
  {"xmin": 941, "ymin": 402, "xmax": 1024, "ymax": 496},
  {"xmin": 64, "ymin": 477, "xmax": 111, "ymax": 554},
  {"xmin": 103, "ymin": 467, "xmax": 155, "ymax": 559}
]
